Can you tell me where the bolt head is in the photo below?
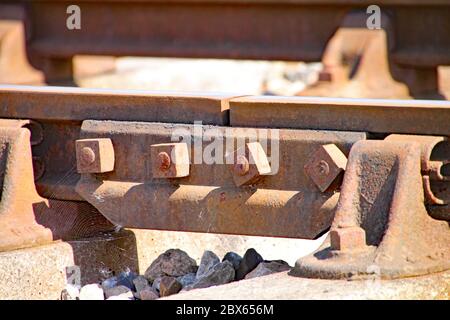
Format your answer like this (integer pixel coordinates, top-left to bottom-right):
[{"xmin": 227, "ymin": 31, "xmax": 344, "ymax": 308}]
[
  {"xmin": 228, "ymin": 142, "xmax": 271, "ymax": 187},
  {"xmin": 151, "ymin": 143, "xmax": 190, "ymax": 179},
  {"xmin": 80, "ymin": 147, "xmax": 96, "ymax": 166},
  {"xmin": 330, "ymin": 227, "xmax": 366, "ymax": 251},
  {"xmin": 158, "ymin": 152, "xmax": 171, "ymax": 171},
  {"xmin": 76, "ymin": 138, "xmax": 115, "ymax": 174},
  {"xmin": 317, "ymin": 160, "xmax": 330, "ymax": 175},
  {"xmin": 304, "ymin": 144, "xmax": 347, "ymax": 192},
  {"xmin": 234, "ymin": 155, "xmax": 249, "ymax": 176}
]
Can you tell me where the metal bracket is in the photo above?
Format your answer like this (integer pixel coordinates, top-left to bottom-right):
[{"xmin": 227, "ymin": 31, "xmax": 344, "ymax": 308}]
[
  {"xmin": 0, "ymin": 123, "xmax": 52, "ymax": 251},
  {"xmin": 291, "ymin": 135, "xmax": 450, "ymax": 279},
  {"xmin": 0, "ymin": 119, "xmax": 116, "ymax": 251}
]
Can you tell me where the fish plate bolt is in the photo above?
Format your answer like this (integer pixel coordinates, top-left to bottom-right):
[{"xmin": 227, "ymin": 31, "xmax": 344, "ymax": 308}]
[
  {"xmin": 304, "ymin": 144, "xmax": 347, "ymax": 192},
  {"xmin": 151, "ymin": 143, "xmax": 190, "ymax": 178},
  {"xmin": 157, "ymin": 151, "xmax": 172, "ymax": 171},
  {"xmin": 75, "ymin": 138, "xmax": 115, "ymax": 173},
  {"xmin": 234, "ymin": 155, "xmax": 250, "ymax": 176},
  {"xmin": 228, "ymin": 142, "xmax": 271, "ymax": 187},
  {"xmin": 330, "ymin": 226, "xmax": 367, "ymax": 251}
]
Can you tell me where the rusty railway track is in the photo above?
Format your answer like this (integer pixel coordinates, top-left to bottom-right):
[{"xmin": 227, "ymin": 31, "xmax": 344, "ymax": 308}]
[
  {"xmin": 1, "ymin": 0, "xmax": 449, "ymax": 98},
  {"xmin": 0, "ymin": 84, "xmax": 448, "ymax": 280},
  {"xmin": 0, "ymin": 0, "xmax": 449, "ymax": 290}
]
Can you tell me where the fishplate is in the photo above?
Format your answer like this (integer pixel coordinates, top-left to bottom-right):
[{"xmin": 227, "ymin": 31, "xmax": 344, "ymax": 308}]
[{"xmin": 75, "ymin": 120, "xmax": 366, "ymax": 239}]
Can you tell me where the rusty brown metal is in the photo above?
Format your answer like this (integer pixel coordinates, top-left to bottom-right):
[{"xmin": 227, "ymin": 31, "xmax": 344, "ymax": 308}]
[
  {"xmin": 385, "ymin": 134, "xmax": 450, "ymax": 221},
  {"xmin": 75, "ymin": 138, "xmax": 115, "ymax": 174},
  {"xmin": 0, "ymin": 124, "xmax": 52, "ymax": 251},
  {"xmin": 0, "ymin": 85, "xmax": 235, "ymax": 124},
  {"xmin": 230, "ymin": 95, "xmax": 450, "ymax": 136},
  {"xmin": 228, "ymin": 142, "xmax": 271, "ymax": 187},
  {"xmin": 291, "ymin": 137, "xmax": 450, "ymax": 279},
  {"xmin": 329, "ymin": 226, "xmax": 366, "ymax": 252},
  {"xmin": 300, "ymin": 11, "xmax": 410, "ymax": 99},
  {"xmin": 150, "ymin": 143, "xmax": 190, "ymax": 179},
  {"xmin": 0, "ymin": 84, "xmax": 447, "ymax": 284},
  {"xmin": 0, "ymin": 86, "xmax": 241, "ymax": 203},
  {"xmin": 0, "ymin": 119, "xmax": 115, "ymax": 251},
  {"xmin": 75, "ymin": 120, "xmax": 364, "ymax": 239},
  {"xmin": 304, "ymin": 144, "xmax": 347, "ymax": 192},
  {"xmin": 16, "ymin": 1, "xmax": 449, "ymax": 97},
  {"xmin": 0, "ymin": 2, "xmax": 117, "ymax": 85},
  {"xmin": 0, "ymin": 3, "xmax": 44, "ymax": 85}
]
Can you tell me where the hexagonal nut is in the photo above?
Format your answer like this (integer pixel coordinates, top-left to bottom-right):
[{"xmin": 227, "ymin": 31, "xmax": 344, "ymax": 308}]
[
  {"xmin": 330, "ymin": 226, "xmax": 366, "ymax": 251},
  {"xmin": 228, "ymin": 142, "xmax": 271, "ymax": 187},
  {"xmin": 76, "ymin": 138, "xmax": 115, "ymax": 173},
  {"xmin": 151, "ymin": 143, "xmax": 190, "ymax": 178},
  {"xmin": 304, "ymin": 144, "xmax": 347, "ymax": 192}
]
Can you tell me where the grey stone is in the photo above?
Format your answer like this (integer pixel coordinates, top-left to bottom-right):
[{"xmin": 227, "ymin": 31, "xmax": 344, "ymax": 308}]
[
  {"xmin": 152, "ymin": 276, "xmax": 162, "ymax": 291},
  {"xmin": 132, "ymin": 275, "xmax": 149, "ymax": 293},
  {"xmin": 159, "ymin": 276, "xmax": 182, "ymax": 297},
  {"xmin": 176, "ymin": 273, "xmax": 196, "ymax": 288},
  {"xmin": 139, "ymin": 287, "xmax": 159, "ymax": 300},
  {"xmin": 101, "ymin": 277, "xmax": 117, "ymax": 291},
  {"xmin": 79, "ymin": 284, "xmax": 104, "ymax": 300},
  {"xmin": 235, "ymin": 248, "xmax": 263, "ymax": 280},
  {"xmin": 267, "ymin": 259, "xmax": 290, "ymax": 266},
  {"xmin": 61, "ymin": 284, "xmax": 79, "ymax": 300},
  {"xmin": 104, "ymin": 285, "xmax": 132, "ymax": 299},
  {"xmin": 244, "ymin": 261, "xmax": 291, "ymax": 279},
  {"xmin": 196, "ymin": 251, "xmax": 220, "ymax": 278},
  {"xmin": 144, "ymin": 249, "xmax": 197, "ymax": 283},
  {"xmin": 117, "ymin": 270, "xmax": 138, "ymax": 290},
  {"xmin": 187, "ymin": 261, "xmax": 235, "ymax": 290},
  {"xmin": 101, "ymin": 270, "xmax": 138, "ymax": 292},
  {"xmin": 134, "ymin": 284, "xmax": 157, "ymax": 300},
  {"xmin": 222, "ymin": 252, "xmax": 242, "ymax": 271}
]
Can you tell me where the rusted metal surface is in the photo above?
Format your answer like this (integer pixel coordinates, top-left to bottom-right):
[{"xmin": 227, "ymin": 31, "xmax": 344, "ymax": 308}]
[
  {"xmin": 228, "ymin": 142, "xmax": 272, "ymax": 187},
  {"xmin": 0, "ymin": 3, "xmax": 116, "ymax": 86},
  {"xmin": 304, "ymin": 144, "xmax": 347, "ymax": 193},
  {"xmin": 75, "ymin": 138, "xmax": 115, "ymax": 174},
  {"xmin": 14, "ymin": 1, "xmax": 448, "ymax": 97},
  {"xmin": 230, "ymin": 96, "xmax": 450, "ymax": 135},
  {"xmin": 300, "ymin": 11, "xmax": 410, "ymax": 99},
  {"xmin": 0, "ymin": 119, "xmax": 114, "ymax": 251},
  {"xmin": 0, "ymin": 1, "xmax": 446, "ymax": 97},
  {"xmin": 0, "ymin": 85, "xmax": 235, "ymax": 124},
  {"xmin": 75, "ymin": 120, "xmax": 364, "ymax": 238},
  {"xmin": 292, "ymin": 136, "xmax": 450, "ymax": 279},
  {"xmin": 385, "ymin": 134, "xmax": 450, "ymax": 220},
  {"xmin": 0, "ymin": 85, "xmax": 241, "ymax": 204},
  {"xmin": 0, "ymin": 3, "xmax": 44, "ymax": 85},
  {"xmin": 150, "ymin": 143, "xmax": 190, "ymax": 179},
  {"xmin": 0, "ymin": 123, "xmax": 52, "ymax": 251},
  {"xmin": 0, "ymin": 85, "xmax": 447, "ymax": 282}
]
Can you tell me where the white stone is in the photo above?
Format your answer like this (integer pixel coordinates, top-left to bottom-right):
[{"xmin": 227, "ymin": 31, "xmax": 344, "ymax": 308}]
[
  {"xmin": 61, "ymin": 284, "xmax": 80, "ymax": 300},
  {"xmin": 106, "ymin": 291, "xmax": 134, "ymax": 300},
  {"xmin": 79, "ymin": 283, "xmax": 104, "ymax": 300}
]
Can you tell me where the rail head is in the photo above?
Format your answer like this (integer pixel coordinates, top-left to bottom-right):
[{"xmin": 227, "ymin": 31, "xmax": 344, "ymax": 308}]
[{"xmin": 1, "ymin": 85, "xmax": 448, "ymax": 135}]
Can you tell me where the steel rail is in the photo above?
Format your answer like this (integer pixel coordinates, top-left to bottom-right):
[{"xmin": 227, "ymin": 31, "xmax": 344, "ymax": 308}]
[
  {"xmin": 0, "ymin": 85, "xmax": 448, "ymax": 135},
  {"xmin": 12, "ymin": 0, "xmax": 448, "ymax": 99}
]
